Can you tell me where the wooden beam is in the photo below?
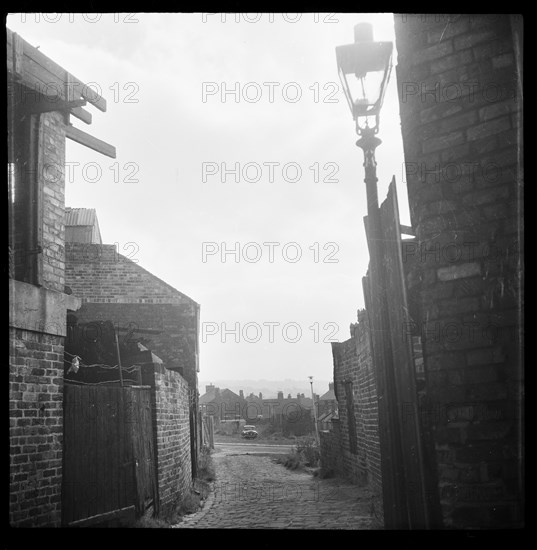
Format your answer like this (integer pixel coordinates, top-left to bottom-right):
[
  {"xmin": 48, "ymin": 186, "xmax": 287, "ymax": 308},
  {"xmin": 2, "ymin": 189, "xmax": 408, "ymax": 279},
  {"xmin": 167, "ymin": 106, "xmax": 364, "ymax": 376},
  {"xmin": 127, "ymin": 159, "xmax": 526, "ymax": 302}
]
[
  {"xmin": 66, "ymin": 125, "xmax": 116, "ymax": 159},
  {"xmin": 400, "ymin": 224, "xmax": 415, "ymax": 236},
  {"xmin": 12, "ymin": 32, "xmax": 23, "ymax": 78},
  {"xmin": 25, "ymin": 97, "xmax": 86, "ymax": 115},
  {"xmin": 70, "ymin": 106, "xmax": 92, "ymax": 125},
  {"xmin": 64, "ymin": 71, "xmax": 74, "ymax": 123},
  {"xmin": 7, "ymin": 27, "xmax": 107, "ymax": 112}
]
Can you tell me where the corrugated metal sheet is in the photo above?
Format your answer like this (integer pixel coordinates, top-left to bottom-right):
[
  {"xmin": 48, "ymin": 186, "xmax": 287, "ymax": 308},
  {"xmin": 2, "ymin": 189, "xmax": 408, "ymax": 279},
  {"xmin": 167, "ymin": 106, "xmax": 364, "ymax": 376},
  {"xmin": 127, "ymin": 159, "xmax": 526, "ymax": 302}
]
[{"xmin": 65, "ymin": 208, "xmax": 96, "ymax": 227}]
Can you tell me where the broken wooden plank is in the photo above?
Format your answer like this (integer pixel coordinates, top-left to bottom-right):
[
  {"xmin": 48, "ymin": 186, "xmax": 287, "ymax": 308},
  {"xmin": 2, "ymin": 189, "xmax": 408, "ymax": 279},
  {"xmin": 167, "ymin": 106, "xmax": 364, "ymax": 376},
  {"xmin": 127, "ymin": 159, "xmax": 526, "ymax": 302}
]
[
  {"xmin": 66, "ymin": 125, "xmax": 116, "ymax": 159},
  {"xmin": 70, "ymin": 106, "xmax": 92, "ymax": 125}
]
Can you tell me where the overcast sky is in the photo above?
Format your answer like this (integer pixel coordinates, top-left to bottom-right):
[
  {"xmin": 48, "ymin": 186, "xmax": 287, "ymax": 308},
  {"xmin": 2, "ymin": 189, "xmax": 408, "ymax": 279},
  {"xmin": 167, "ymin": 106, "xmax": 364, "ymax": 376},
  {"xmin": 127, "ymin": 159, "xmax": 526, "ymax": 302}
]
[{"xmin": 7, "ymin": 12, "xmax": 409, "ymax": 383}]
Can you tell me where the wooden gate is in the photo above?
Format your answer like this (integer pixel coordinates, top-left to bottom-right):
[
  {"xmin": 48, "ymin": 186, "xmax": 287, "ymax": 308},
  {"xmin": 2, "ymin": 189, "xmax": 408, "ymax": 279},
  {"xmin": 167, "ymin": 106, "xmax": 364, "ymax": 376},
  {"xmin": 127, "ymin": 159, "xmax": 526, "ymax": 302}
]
[
  {"xmin": 201, "ymin": 414, "xmax": 214, "ymax": 449},
  {"xmin": 62, "ymin": 383, "xmax": 157, "ymax": 526},
  {"xmin": 125, "ymin": 386, "xmax": 158, "ymax": 517},
  {"xmin": 363, "ymin": 178, "xmax": 440, "ymax": 529}
]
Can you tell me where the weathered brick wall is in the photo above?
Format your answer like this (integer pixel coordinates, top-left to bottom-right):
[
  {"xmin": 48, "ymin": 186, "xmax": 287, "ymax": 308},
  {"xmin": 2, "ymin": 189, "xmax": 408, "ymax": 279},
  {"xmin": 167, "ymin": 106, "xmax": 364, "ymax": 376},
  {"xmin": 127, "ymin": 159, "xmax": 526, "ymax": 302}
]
[
  {"xmin": 394, "ymin": 14, "xmax": 523, "ymax": 528},
  {"xmin": 9, "ymin": 111, "xmax": 68, "ymax": 527},
  {"xmin": 9, "ymin": 328, "xmax": 64, "ymax": 527},
  {"xmin": 143, "ymin": 364, "xmax": 192, "ymax": 513},
  {"xmin": 41, "ymin": 111, "xmax": 66, "ymax": 293},
  {"xmin": 65, "ymin": 243, "xmax": 192, "ymax": 303},
  {"xmin": 330, "ymin": 312, "xmax": 383, "ymax": 519},
  {"xmin": 65, "ymin": 243, "xmax": 199, "ymax": 388}
]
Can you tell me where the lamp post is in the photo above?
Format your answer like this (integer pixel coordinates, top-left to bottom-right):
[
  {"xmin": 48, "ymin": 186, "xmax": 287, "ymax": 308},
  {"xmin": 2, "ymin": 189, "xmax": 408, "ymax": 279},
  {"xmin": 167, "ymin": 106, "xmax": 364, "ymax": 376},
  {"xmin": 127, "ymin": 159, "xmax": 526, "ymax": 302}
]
[
  {"xmin": 336, "ymin": 23, "xmax": 411, "ymax": 528},
  {"xmin": 308, "ymin": 376, "xmax": 320, "ymax": 445},
  {"xmin": 335, "ymin": 27, "xmax": 395, "ymax": 408},
  {"xmin": 335, "ymin": 22, "xmax": 392, "ymax": 214}
]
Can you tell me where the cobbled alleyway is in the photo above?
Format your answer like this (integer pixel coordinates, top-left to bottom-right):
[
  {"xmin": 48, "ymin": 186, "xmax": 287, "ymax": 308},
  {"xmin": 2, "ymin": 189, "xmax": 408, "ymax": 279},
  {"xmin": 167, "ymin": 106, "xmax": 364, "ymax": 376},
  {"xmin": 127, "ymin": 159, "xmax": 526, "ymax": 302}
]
[{"xmin": 173, "ymin": 445, "xmax": 379, "ymax": 529}]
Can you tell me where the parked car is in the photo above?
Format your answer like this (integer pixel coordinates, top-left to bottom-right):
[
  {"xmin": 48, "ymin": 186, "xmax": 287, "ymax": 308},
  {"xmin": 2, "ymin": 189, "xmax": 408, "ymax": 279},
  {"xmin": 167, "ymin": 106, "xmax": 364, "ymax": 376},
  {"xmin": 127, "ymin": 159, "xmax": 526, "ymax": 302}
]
[{"xmin": 241, "ymin": 425, "xmax": 258, "ymax": 439}]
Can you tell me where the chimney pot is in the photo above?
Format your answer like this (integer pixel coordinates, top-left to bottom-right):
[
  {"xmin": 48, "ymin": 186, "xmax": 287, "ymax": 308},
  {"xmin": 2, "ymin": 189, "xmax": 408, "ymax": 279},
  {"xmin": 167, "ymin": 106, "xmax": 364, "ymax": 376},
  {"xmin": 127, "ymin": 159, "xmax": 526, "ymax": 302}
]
[{"xmin": 354, "ymin": 22, "xmax": 374, "ymax": 43}]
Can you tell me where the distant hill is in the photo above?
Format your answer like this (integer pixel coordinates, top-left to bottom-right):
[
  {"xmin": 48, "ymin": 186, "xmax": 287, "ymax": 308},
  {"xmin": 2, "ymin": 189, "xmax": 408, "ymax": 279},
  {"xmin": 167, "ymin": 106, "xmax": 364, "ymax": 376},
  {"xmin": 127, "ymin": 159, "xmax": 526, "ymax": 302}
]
[{"xmin": 198, "ymin": 379, "xmax": 332, "ymax": 399}]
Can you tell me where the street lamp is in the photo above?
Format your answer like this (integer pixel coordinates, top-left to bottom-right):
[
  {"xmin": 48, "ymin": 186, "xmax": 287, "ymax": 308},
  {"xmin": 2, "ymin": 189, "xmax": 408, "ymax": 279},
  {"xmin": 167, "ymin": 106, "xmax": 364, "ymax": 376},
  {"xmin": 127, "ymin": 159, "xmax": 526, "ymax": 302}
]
[
  {"xmin": 308, "ymin": 376, "xmax": 320, "ymax": 445},
  {"xmin": 336, "ymin": 22, "xmax": 393, "ymax": 135},
  {"xmin": 336, "ymin": 24, "xmax": 409, "ymax": 528},
  {"xmin": 336, "ymin": 22, "xmax": 393, "ymax": 212}
]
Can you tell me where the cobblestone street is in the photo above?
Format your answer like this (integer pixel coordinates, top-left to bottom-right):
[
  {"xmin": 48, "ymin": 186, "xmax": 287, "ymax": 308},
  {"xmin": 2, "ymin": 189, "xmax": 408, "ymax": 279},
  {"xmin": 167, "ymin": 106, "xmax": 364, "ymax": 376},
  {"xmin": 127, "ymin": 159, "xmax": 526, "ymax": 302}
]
[{"xmin": 174, "ymin": 445, "xmax": 378, "ymax": 529}]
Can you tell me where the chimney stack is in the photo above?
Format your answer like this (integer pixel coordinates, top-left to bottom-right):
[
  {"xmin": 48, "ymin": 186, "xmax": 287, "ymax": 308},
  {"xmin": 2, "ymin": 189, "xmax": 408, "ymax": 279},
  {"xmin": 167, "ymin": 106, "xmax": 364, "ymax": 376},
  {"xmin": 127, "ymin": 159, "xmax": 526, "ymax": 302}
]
[
  {"xmin": 277, "ymin": 391, "xmax": 284, "ymax": 401},
  {"xmin": 239, "ymin": 390, "xmax": 244, "ymax": 399},
  {"xmin": 206, "ymin": 384, "xmax": 215, "ymax": 394},
  {"xmin": 259, "ymin": 392, "xmax": 263, "ymax": 399}
]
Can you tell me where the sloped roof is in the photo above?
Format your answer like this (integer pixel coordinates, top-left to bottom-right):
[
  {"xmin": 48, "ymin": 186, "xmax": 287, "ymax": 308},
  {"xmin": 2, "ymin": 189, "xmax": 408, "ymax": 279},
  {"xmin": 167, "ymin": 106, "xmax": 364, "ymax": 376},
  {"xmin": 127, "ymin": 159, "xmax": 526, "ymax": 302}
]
[
  {"xmin": 319, "ymin": 388, "xmax": 336, "ymax": 401},
  {"xmin": 199, "ymin": 388, "xmax": 218, "ymax": 404},
  {"xmin": 199, "ymin": 387, "xmax": 242, "ymax": 405},
  {"xmin": 221, "ymin": 388, "xmax": 241, "ymax": 400}
]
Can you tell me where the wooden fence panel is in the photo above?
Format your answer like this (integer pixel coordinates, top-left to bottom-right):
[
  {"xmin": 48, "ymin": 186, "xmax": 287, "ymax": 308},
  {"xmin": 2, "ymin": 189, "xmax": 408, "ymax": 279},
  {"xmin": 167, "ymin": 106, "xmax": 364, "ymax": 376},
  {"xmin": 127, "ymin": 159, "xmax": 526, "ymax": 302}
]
[
  {"xmin": 62, "ymin": 383, "xmax": 154, "ymax": 526},
  {"xmin": 379, "ymin": 178, "xmax": 430, "ymax": 528},
  {"xmin": 361, "ymin": 268, "xmax": 407, "ymax": 529},
  {"xmin": 126, "ymin": 386, "xmax": 157, "ymax": 516}
]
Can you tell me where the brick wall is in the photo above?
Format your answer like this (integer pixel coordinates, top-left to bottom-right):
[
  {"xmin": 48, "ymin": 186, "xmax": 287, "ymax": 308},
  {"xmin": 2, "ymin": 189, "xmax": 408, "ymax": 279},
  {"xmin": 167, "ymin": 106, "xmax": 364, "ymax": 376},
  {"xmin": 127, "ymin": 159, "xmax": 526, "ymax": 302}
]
[
  {"xmin": 9, "ymin": 328, "xmax": 64, "ymax": 527},
  {"xmin": 394, "ymin": 14, "xmax": 523, "ymax": 528},
  {"xmin": 65, "ymin": 243, "xmax": 192, "ymax": 304},
  {"xmin": 41, "ymin": 111, "xmax": 66, "ymax": 293},
  {"xmin": 143, "ymin": 364, "xmax": 193, "ymax": 513},
  {"xmin": 319, "ymin": 420, "xmax": 343, "ymax": 475},
  {"xmin": 330, "ymin": 312, "xmax": 383, "ymax": 520},
  {"xmin": 9, "ymin": 110, "xmax": 68, "ymax": 527}
]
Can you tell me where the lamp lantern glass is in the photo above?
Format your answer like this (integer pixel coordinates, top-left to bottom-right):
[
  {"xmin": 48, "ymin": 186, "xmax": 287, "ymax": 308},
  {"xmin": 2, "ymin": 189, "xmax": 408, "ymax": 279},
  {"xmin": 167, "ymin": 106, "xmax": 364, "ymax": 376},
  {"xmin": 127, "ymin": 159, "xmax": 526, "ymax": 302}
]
[{"xmin": 336, "ymin": 22, "xmax": 393, "ymax": 133}]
